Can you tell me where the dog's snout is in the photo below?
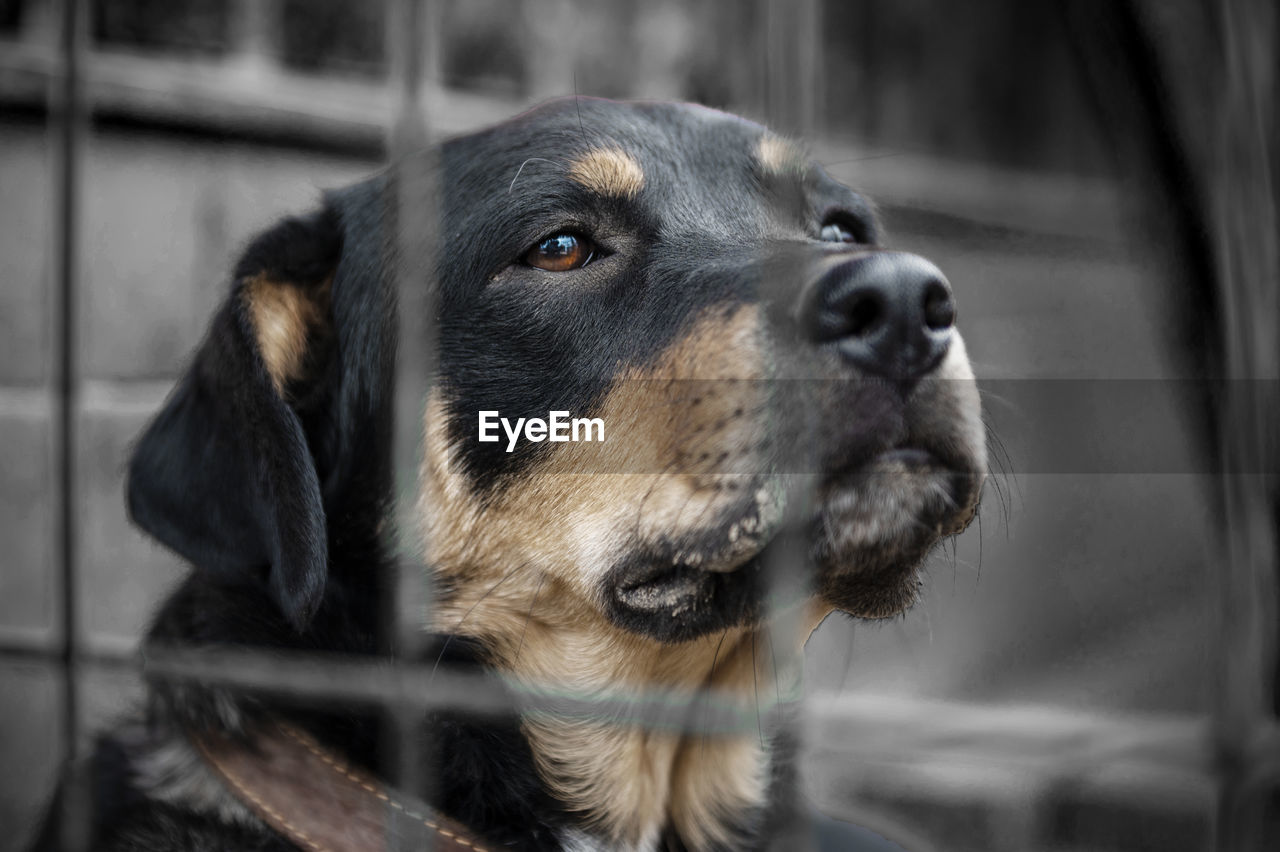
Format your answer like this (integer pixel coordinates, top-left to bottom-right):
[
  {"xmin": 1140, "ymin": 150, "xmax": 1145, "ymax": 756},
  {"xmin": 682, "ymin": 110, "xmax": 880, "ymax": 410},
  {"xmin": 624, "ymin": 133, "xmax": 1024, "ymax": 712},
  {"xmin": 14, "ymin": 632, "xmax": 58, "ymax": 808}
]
[{"xmin": 803, "ymin": 251, "xmax": 955, "ymax": 383}]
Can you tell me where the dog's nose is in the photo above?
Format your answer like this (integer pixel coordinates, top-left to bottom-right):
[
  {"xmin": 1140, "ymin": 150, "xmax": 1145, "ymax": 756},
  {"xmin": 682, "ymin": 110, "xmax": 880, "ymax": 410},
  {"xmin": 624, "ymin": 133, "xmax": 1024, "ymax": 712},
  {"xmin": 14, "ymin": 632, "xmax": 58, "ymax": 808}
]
[{"xmin": 803, "ymin": 251, "xmax": 955, "ymax": 383}]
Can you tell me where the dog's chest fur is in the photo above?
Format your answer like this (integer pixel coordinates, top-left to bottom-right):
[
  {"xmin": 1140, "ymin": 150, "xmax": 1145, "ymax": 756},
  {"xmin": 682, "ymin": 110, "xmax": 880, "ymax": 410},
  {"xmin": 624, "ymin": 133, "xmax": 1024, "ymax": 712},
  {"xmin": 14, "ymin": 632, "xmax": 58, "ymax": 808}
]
[
  {"xmin": 534, "ymin": 722, "xmax": 767, "ymax": 852},
  {"xmin": 430, "ymin": 579, "xmax": 789, "ymax": 849}
]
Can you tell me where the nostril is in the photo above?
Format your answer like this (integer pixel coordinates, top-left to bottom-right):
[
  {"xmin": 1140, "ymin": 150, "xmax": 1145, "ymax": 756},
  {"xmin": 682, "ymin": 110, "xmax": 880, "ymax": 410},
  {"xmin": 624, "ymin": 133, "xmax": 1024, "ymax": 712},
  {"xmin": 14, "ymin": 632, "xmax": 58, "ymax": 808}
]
[
  {"xmin": 846, "ymin": 292, "xmax": 884, "ymax": 338},
  {"xmin": 923, "ymin": 281, "xmax": 955, "ymax": 331},
  {"xmin": 801, "ymin": 252, "xmax": 954, "ymax": 382}
]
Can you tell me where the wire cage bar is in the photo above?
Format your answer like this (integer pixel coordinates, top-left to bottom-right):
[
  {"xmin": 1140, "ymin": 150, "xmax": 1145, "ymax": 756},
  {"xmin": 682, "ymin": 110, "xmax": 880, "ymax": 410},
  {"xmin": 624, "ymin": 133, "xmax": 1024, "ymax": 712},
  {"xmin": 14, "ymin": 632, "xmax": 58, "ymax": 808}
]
[
  {"xmin": 1212, "ymin": 1, "xmax": 1280, "ymax": 847},
  {"xmin": 385, "ymin": 0, "xmax": 442, "ymax": 825},
  {"xmin": 52, "ymin": 0, "xmax": 88, "ymax": 848}
]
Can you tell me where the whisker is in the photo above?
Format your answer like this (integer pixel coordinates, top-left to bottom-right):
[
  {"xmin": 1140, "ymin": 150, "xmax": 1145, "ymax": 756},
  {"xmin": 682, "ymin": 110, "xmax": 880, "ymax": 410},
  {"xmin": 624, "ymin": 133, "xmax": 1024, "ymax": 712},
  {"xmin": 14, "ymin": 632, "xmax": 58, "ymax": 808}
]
[
  {"xmin": 983, "ymin": 421, "xmax": 1017, "ymax": 534},
  {"xmin": 508, "ymin": 157, "xmax": 555, "ymax": 194},
  {"xmin": 702, "ymin": 628, "xmax": 729, "ymax": 755},
  {"xmin": 631, "ymin": 455, "xmax": 690, "ymax": 541},
  {"xmin": 975, "ymin": 385, "xmax": 1016, "ymax": 409},
  {"xmin": 945, "ymin": 555, "xmax": 983, "ymax": 578},
  {"xmin": 429, "ymin": 560, "xmax": 530, "ymax": 684},
  {"xmin": 574, "ymin": 73, "xmax": 585, "ymax": 140},
  {"xmin": 949, "ymin": 535, "xmax": 958, "ymax": 594},
  {"xmin": 819, "ymin": 151, "xmax": 908, "ymax": 168},
  {"xmin": 512, "ymin": 572, "xmax": 547, "ymax": 668},
  {"xmin": 837, "ymin": 617, "xmax": 856, "ymax": 694},
  {"xmin": 751, "ymin": 636, "xmax": 763, "ymax": 747},
  {"xmin": 765, "ymin": 629, "xmax": 782, "ymax": 708},
  {"xmin": 976, "ymin": 512, "xmax": 984, "ymax": 585}
]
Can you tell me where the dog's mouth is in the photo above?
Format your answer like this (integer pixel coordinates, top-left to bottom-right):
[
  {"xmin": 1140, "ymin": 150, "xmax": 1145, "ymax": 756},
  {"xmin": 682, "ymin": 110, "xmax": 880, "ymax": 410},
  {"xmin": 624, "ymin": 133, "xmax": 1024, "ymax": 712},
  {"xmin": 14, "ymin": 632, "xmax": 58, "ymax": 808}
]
[
  {"xmin": 820, "ymin": 441, "xmax": 982, "ymax": 540},
  {"xmin": 608, "ymin": 540, "xmax": 776, "ymax": 643},
  {"xmin": 607, "ymin": 503, "xmax": 775, "ymax": 641},
  {"xmin": 613, "ymin": 560, "xmax": 749, "ymax": 613},
  {"xmin": 808, "ymin": 438, "xmax": 983, "ymax": 618},
  {"xmin": 606, "ymin": 437, "xmax": 982, "ymax": 640},
  {"xmin": 821, "ymin": 442, "xmax": 978, "ymax": 535}
]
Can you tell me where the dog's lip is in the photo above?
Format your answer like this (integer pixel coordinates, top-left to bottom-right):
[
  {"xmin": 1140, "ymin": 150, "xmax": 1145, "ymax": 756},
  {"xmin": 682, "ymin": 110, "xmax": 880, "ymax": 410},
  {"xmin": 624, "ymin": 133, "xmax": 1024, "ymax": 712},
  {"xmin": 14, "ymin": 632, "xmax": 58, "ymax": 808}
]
[
  {"xmin": 616, "ymin": 563, "xmax": 698, "ymax": 592},
  {"xmin": 612, "ymin": 562, "xmax": 716, "ymax": 612},
  {"xmin": 616, "ymin": 557, "xmax": 736, "ymax": 593},
  {"xmin": 613, "ymin": 543, "xmax": 767, "ymax": 606},
  {"xmin": 617, "ymin": 561, "xmax": 682, "ymax": 592}
]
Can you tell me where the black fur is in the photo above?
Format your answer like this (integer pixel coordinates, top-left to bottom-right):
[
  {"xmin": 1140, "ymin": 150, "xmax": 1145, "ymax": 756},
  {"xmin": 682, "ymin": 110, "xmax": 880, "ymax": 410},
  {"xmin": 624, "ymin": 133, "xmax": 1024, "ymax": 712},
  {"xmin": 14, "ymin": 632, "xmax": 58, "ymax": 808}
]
[{"xmin": 29, "ymin": 98, "xmax": 959, "ymax": 852}]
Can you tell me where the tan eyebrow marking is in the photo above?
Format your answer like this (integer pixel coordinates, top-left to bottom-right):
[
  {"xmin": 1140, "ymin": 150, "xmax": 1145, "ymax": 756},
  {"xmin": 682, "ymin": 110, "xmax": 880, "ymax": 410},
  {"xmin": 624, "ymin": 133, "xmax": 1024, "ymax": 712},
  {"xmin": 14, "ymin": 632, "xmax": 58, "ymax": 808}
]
[
  {"xmin": 755, "ymin": 134, "xmax": 807, "ymax": 176},
  {"xmin": 243, "ymin": 274, "xmax": 330, "ymax": 396},
  {"xmin": 567, "ymin": 147, "xmax": 645, "ymax": 199}
]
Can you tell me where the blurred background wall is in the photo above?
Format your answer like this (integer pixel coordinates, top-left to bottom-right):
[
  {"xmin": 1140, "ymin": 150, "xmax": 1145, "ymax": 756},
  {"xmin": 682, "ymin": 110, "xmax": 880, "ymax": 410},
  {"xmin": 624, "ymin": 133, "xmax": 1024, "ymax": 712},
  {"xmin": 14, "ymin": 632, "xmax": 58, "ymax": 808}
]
[{"xmin": 1, "ymin": 1, "xmax": 1268, "ymax": 850}]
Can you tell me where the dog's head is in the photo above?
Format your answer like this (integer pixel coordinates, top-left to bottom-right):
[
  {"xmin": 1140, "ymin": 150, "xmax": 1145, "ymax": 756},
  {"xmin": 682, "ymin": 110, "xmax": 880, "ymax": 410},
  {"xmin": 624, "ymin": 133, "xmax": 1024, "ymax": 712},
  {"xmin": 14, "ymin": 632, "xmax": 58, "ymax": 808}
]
[{"xmin": 128, "ymin": 98, "xmax": 985, "ymax": 648}]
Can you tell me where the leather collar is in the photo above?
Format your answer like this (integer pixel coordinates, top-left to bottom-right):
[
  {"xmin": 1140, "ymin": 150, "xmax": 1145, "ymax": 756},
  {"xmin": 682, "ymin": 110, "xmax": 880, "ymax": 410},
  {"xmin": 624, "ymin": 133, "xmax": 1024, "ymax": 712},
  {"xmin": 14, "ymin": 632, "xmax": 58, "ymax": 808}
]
[{"xmin": 193, "ymin": 722, "xmax": 491, "ymax": 852}]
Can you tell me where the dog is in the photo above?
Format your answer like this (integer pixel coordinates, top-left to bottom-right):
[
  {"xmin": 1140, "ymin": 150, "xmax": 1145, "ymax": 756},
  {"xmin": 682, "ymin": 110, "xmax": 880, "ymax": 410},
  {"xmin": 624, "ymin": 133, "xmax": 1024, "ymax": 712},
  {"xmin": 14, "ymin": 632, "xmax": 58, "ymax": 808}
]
[{"xmin": 35, "ymin": 97, "xmax": 985, "ymax": 851}]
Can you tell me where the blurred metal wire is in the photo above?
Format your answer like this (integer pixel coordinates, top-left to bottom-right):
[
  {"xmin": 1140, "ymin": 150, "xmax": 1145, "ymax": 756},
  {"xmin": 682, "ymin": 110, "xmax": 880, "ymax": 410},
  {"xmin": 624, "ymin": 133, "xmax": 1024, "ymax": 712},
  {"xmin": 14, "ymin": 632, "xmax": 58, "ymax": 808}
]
[
  {"xmin": 1214, "ymin": 1, "xmax": 1279, "ymax": 848},
  {"xmin": 142, "ymin": 645, "xmax": 802, "ymax": 736},
  {"xmin": 52, "ymin": 0, "xmax": 87, "ymax": 847},
  {"xmin": 759, "ymin": 1, "xmax": 822, "ymax": 845},
  {"xmin": 761, "ymin": 0, "xmax": 820, "ymax": 138},
  {"xmin": 386, "ymin": 0, "xmax": 442, "ymax": 842},
  {"xmin": 1064, "ymin": 0, "xmax": 1280, "ymax": 847}
]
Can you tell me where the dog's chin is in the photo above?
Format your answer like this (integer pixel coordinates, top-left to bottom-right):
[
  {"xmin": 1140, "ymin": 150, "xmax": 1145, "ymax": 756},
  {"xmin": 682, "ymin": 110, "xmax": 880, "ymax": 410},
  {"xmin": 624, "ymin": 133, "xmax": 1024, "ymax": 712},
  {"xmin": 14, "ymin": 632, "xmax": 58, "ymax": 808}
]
[
  {"xmin": 812, "ymin": 447, "xmax": 982, "ymax": 618},
  {"xmin": 602, "ymin": 448, "xmax": 981, "ymax": 642}
]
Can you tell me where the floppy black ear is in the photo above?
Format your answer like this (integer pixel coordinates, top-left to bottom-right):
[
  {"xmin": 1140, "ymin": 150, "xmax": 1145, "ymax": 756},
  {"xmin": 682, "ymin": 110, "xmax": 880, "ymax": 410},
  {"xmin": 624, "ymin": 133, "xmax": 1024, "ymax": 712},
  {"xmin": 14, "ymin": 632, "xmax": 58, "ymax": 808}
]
[{"xmin": 127, "ymin": 180, "xmax": 394, "ymax": 631}]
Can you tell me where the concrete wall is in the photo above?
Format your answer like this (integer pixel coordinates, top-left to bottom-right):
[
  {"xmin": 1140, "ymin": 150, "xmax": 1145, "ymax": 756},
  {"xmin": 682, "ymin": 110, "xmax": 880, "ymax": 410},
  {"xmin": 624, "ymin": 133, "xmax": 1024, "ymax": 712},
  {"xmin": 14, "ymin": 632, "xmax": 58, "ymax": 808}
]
[{"xmin": 0, "ymin": 117, "xmax": 376, "ymax": 841}]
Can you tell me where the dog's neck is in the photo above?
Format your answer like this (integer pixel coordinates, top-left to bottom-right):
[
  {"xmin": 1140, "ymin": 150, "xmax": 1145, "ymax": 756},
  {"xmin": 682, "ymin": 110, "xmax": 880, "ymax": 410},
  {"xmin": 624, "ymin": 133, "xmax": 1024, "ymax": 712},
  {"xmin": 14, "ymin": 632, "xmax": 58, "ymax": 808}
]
[{"xmin": 432, "ymin": 575, "xmax": 827, "ymax": 850}]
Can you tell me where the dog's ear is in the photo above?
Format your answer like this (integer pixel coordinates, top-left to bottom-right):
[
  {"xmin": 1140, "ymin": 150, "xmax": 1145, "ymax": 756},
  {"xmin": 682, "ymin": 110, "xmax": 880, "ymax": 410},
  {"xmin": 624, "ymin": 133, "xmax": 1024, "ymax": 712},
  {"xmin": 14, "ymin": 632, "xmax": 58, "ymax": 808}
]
[{"xmin": 127, "ymin": 182, "xmax": 394, "ymax": 631}]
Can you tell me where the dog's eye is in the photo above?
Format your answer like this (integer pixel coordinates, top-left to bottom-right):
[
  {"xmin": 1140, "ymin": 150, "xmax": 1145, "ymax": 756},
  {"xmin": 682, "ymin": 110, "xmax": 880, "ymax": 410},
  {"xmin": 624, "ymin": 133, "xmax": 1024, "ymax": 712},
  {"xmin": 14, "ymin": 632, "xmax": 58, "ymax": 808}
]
[
  {"xmin": 525, "ymin": 233, "xmax": 596, "ymax": 271},
  {"xmin": 819, "ymin": 219, "xmax": 860, "ymax": 243}
]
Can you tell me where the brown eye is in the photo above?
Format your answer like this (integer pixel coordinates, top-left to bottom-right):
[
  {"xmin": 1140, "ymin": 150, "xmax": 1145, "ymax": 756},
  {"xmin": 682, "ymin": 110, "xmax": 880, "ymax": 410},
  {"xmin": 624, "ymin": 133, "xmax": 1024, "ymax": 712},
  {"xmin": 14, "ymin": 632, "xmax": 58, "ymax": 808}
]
[{"xmin": 525, "ymin": 233, "xmax": 596, "ymax": 271}]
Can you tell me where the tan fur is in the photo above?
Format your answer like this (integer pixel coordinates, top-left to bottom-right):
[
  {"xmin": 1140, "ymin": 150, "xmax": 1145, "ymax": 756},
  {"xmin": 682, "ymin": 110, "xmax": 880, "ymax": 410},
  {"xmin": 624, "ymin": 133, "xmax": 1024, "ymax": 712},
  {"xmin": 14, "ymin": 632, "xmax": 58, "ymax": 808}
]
[
  {"xmin": 508, "ymin": 603, "xmax": 832, "ymax": 849},
  {"xmin": 567, "ymin": 147, "xmax": 646, "ymax": 199},
  {"xmin": 519, "ymin": 630, "xmax": 766, "ymax": 850},
  {"xmin": 420, "ymin": 305, "xmax": 774, "ymax": 608},
  {"xmin": 418, "ymin": 304, "xmax": 802, "ymax": 847},
  {"xmin": 666, "ymin": 726, "xmax": 766, "ymax": 849},
  {"xmin": 242, "ymin": 275, "xmax": 330, "ymax": 396},
  {"xmin": 755, "ymin": 135, "xmax": 807, "ymax": 177},
  {"xmin": 416, "ymin": 301, "xmax": 983, "ymax": 845}
]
